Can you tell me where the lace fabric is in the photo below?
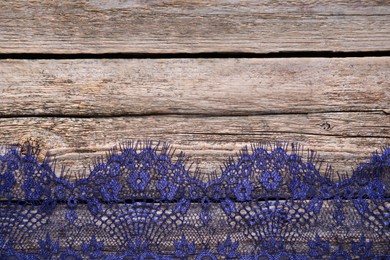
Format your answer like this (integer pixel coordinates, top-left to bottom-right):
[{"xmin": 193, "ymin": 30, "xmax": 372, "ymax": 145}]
[{"xmin": 0, "ymin": 142, "xmax": 389, "ymax": 259}]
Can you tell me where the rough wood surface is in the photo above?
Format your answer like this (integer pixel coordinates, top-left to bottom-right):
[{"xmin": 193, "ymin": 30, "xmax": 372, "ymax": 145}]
[
  {"xmin": 0, "ymin": 57, "xmax": 389, "ymax": 116},
  {"xmin": 0, "ymin": 114, "xmax": 388, "ymax": 179},
  {"xmin": 1, "ymin": 0, "xmax": 389, "ymax": 255},
  {"xmin": 0, "ymin": 1, "xmax": 389, "ymax": 54}
]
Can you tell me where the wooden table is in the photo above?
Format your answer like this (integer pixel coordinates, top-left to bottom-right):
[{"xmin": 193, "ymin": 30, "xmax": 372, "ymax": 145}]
[{"xmin": 0, "ymin": 0, "xmax": 389, "ymax": 257}]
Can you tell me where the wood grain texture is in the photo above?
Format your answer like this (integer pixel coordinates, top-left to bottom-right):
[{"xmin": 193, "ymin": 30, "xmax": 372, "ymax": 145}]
[
  {"xmin": 1, "ymin": 0, "xmax": 389, "ymax": 254},
  {"xmin": 0, "ymin": 1, "xmax": 389, "ymax": 54},
  {"xmin": 0, "ymin": 57, "xmax": 389, "ymax": 116},
  {"xmin": 0, "ymin": 113, "xmax": 388, "ymax": 180}
]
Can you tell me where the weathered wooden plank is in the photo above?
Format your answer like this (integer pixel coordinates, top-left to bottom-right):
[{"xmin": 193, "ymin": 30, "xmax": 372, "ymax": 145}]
[
  {"xmin": 0, "ymin": 1, "xmax": 389, "ymax": 54},
  {"xmin": 0, "ymin": 114, "xmax": 388, "ymax": 178},
  {"xmin": 0, "ymin": 58, "xmax": 389, "ymax": 116}
]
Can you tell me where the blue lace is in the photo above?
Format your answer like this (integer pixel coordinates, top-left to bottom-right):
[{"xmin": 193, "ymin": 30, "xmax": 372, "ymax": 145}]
[{"xmin": 0, "ymin": 142, "xmax": 389, "ymax": 259}]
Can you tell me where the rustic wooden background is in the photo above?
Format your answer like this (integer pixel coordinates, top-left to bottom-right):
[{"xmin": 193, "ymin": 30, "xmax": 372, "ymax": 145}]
[
  {"xmin": 0, "ymin": 0, "xmax": 389, "ymax": 178},
  {"xmin": 0, "ymin": 1, "xmax": 389, "ymax": 253}
]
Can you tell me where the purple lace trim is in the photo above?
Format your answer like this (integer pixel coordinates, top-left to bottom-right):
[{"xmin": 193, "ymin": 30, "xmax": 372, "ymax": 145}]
[{"xmin": 0, "ymin": 142, "xmax": 389, "ymax": 259}]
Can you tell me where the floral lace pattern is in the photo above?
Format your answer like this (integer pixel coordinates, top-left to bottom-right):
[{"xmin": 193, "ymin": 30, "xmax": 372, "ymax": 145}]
[{"xmin": 0, "ymin": 142, "xmax": 389, "ymax": 259}]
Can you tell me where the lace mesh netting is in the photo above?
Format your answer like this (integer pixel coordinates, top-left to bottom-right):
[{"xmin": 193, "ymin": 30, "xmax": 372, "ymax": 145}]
[{"xmin": 0, "ymin": 142, "xmax": 389, "ymax": 259}]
